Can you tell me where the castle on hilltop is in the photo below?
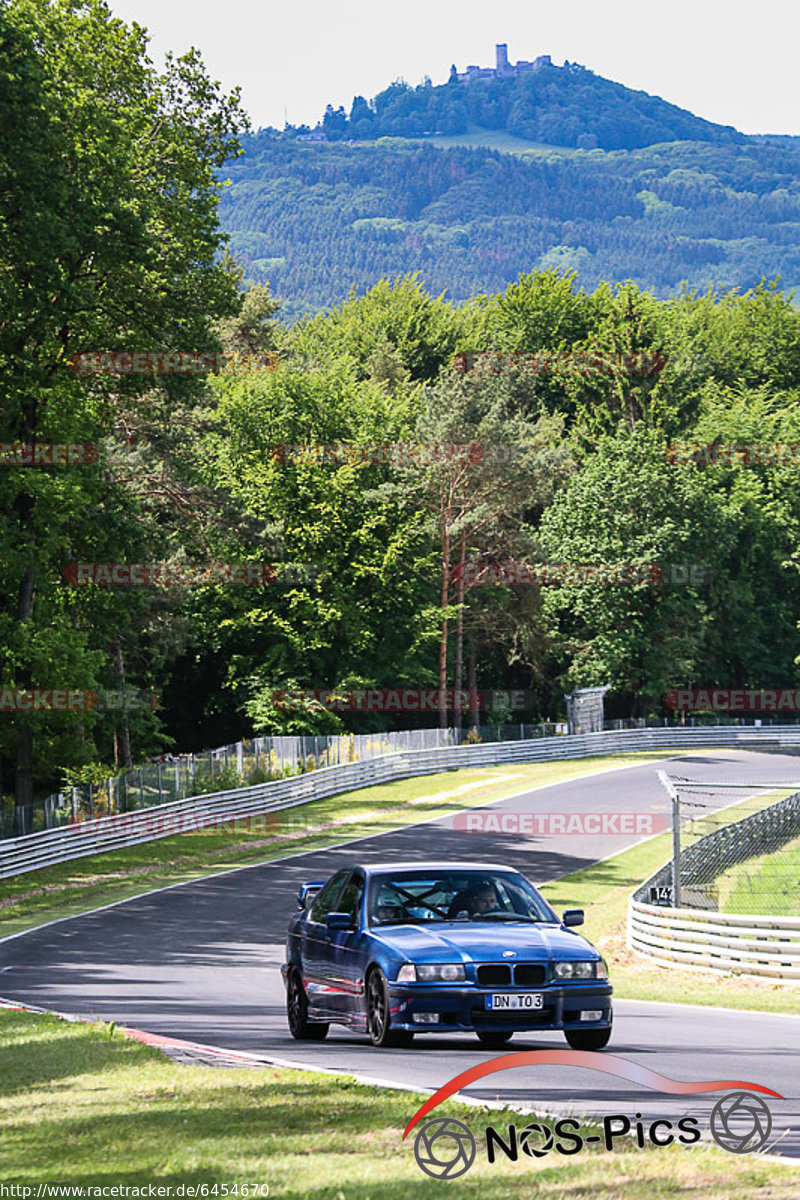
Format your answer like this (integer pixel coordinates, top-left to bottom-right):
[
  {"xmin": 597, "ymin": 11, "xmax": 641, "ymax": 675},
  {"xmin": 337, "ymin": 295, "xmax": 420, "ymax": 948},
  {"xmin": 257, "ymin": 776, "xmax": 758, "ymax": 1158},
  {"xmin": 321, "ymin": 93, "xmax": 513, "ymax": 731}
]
[{"xmin": 451, "ymin": 44, "xmax": 552, "ymax": 83}]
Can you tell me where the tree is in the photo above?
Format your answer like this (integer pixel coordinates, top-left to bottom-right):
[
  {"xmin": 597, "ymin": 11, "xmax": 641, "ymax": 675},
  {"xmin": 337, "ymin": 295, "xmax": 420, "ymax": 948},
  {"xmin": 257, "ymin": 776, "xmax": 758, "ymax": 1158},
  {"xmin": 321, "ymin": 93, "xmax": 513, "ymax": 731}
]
[
  {"xmin": 291, "ymin": 274, "xmax": 465, "ymax": 382},
  {"xmin": 565, "ymin": 282, "xmax": 670, "ymax": 441},
  {"xmin": 178, "ymin": 361, "xmax": 436, "ymax": 741},
  {"xmin": 389, "ymin": 373, "xmax": 572, "ymax": 728},
  {"xmin": 0, "ymin": 0, "xmax": 246, "ymax": 825},
  {"xmin": 322, "ymin": 104, "xmax": 347, "ymax": 140},
  {"xmin": 538, "ymin": 429, "xmax": 736, "ymax": 710},
  {"xmin": 214, "ymin": 274, "xmax": 281, "ymax": 357},
  {"xmin": 349, "ymin": 95, "xmax": 373, "ymax": 126}
]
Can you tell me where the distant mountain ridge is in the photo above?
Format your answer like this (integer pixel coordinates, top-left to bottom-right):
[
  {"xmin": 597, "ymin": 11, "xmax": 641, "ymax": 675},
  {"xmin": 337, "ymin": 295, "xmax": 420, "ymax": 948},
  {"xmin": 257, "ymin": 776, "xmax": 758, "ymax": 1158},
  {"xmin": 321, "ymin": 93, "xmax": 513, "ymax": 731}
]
[
  {"xmin": 223, "ymin": 51, "xmax": 799, "ymax": 319},
  {"xmin": 301, "ymin": 43, "xmax": 746, "ymax": 152}
]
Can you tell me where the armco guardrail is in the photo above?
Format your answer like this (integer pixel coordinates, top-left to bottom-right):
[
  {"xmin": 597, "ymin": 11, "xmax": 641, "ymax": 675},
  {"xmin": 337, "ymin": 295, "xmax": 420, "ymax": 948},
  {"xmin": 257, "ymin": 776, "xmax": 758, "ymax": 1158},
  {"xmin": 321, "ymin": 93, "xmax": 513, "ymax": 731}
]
[
  {"xmin": 3, "ymin": 726, "xmax": 800, "ymax": 881},
  {"xmin": 628, "ymin": 788, "xmax": 800, "ymax": 981},
  {"xmin": 627, "ymin": 904, "xmax": 800, "ymax": 980}
]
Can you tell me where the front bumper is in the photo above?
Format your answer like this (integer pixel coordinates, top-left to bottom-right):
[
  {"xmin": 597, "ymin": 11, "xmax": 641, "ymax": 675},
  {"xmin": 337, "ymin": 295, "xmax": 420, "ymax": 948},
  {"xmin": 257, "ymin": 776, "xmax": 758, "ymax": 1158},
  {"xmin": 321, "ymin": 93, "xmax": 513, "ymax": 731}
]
[{"xmin": 386, "ymin": 982, "xmax": 613, "ymax": 1033}]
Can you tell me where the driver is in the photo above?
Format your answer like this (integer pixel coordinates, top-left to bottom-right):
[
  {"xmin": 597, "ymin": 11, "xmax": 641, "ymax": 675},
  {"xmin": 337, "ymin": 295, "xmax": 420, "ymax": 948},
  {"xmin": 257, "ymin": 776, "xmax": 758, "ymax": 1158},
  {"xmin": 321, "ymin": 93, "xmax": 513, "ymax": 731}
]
[
  {"xmin": 472, "ymin": 884, "xmax": 498, "ymax": 914},
  {"xmin": 447, "ymin": 879, "xmax": 499, "ymax": 918}
]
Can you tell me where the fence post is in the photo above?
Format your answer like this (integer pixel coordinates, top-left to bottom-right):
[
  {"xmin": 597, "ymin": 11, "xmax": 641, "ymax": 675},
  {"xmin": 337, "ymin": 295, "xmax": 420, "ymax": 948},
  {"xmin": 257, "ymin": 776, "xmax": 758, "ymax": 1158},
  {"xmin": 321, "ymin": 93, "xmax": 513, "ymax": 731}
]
[
  {"xmin": 156, "ymin": 761, "xmax": 163, "ymax": 805},
  {"xmin": 658, "ymin": 770, "xmax": 681, "ymax": 908}
]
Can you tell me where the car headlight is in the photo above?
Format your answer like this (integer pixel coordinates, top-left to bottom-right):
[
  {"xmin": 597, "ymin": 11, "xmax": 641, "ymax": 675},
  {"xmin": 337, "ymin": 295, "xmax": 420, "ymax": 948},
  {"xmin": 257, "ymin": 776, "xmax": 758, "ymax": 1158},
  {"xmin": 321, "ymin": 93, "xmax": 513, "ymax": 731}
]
[
  {"xmin": 396, "ymin": 963, "xmax": 466, "ymax": 983},
  {"xmin": 554, "ymin": 960, "xmax": 606, "ymax": 980}
]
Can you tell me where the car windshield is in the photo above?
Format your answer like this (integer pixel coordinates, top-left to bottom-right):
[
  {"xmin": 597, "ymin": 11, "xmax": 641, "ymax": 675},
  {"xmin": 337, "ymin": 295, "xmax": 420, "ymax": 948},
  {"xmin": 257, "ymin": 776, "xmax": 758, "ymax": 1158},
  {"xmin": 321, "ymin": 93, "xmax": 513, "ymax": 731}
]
[{"xmin": 368, "ymin": 870, "xmax": 557, "ymax": 927}]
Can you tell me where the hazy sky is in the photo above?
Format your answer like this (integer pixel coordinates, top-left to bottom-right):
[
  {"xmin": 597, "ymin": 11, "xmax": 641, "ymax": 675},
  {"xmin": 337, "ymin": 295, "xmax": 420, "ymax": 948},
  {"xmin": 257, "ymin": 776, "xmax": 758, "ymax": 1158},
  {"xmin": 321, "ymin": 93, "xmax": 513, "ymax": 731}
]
[{"xmin": 108, "ymin": 0, "xmax": 799, "ymax": 136}]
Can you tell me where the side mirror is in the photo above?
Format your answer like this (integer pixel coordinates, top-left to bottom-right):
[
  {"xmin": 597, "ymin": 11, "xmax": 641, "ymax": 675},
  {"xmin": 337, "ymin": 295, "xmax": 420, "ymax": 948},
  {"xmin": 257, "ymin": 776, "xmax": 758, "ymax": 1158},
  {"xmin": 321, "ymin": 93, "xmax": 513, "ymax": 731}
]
[
  {"xmin": 327, "ymin": 911, "xmax": 353, "ymax": 931},
  {"xmin": 562, "ymin": 909, "xmax": 584, "ymax": 928}
]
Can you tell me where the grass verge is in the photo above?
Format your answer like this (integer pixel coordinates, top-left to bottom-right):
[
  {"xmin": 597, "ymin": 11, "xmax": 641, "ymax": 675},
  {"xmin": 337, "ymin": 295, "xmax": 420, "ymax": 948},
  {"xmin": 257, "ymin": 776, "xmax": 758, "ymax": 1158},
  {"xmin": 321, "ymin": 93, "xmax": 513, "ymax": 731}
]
[
  {"xmin": 0, "ymin": 1007, "xmax": 797, "ymax": 1196},
  {"xmin": 716, "ymin": 835, "xmax": 800, "ymax": 916},
  {"xmin": 0, "ymin": 752, "xmax": 671, "ymax": 939}
]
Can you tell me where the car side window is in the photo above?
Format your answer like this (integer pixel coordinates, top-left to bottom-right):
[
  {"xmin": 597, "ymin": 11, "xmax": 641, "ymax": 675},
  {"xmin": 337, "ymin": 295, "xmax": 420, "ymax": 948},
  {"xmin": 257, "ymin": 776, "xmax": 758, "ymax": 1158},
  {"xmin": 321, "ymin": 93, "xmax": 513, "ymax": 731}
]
[
  {"xmin": 309, "ymin": 870, "xmax": 349, "ymax": 924},
  {"xmin": 337, "ymin": 874, "xmax": 365, "ymax": 927}
]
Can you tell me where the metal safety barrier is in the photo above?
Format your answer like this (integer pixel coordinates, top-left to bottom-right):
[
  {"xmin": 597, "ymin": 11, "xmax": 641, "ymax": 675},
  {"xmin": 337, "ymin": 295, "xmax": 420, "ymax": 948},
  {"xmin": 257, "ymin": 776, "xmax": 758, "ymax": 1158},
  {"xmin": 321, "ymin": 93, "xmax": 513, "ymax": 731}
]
[
  {"xmin": 3, "ymin": 725, "xmax": 800, "ymax": 881},
  {"xmin": 628, "ymin": 903, "xmax": 800, "ymax": 980}
]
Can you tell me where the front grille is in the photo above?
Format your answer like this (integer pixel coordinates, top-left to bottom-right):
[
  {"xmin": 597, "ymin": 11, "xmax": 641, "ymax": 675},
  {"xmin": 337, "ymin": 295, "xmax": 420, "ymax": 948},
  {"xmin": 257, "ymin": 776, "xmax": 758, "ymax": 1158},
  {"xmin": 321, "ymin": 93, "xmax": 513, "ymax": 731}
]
[
  {"xmin": 514, "ymin": 963, "xmax": 546, "ymax": 986},
  {"xmin": 477, "ymin": 964, "xmax": 511, "ymax": 986},
  {"xmin": 471, "ymin": 1005, "xmax": 554, "ymax": 1027}
]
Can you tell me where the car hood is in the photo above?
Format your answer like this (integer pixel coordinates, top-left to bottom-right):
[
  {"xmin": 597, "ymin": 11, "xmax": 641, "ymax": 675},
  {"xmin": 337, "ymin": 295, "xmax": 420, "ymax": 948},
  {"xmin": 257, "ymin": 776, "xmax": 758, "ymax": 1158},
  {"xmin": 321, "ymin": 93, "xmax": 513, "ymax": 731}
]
[{"xmin": 372, "ymin": 921, "xmax": 597, "ymax": 963}]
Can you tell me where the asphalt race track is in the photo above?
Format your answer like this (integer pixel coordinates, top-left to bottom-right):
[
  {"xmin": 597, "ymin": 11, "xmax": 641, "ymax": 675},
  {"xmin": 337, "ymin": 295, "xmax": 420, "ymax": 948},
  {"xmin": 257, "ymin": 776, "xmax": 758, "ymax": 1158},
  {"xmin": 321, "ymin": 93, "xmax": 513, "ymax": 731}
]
[{"xmin": 2, "ymin": 750, "xmax": 799, "ymax": 1158}]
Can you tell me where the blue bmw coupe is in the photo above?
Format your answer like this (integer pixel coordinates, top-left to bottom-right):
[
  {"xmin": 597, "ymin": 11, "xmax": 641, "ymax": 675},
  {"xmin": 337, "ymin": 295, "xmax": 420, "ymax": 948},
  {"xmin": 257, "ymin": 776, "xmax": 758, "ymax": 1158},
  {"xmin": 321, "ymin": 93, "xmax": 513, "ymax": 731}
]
[{"xmin": 282, "ymin": 861, "xmax": 612, "ymax": 1049}]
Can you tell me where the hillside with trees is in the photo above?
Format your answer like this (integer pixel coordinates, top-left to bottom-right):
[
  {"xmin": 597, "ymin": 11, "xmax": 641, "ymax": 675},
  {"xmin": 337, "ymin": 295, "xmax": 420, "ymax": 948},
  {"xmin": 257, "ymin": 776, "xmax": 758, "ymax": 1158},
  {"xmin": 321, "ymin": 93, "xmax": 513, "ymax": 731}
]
[{"xmin": 221, "ymin": 134, "xmax": 800, "ymax": 320}]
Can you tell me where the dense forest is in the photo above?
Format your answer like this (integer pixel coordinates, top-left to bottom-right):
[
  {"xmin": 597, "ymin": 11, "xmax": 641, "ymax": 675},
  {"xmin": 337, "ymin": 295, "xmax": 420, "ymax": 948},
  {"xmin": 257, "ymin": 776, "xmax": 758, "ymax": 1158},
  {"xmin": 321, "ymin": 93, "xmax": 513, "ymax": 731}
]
[
  {"xmin": 1, "ymin": 1, "xmax": 799, "ymax": 817},
  {"xmin": 222, "ymin": 135, "xmax": 800, "ymax": 320}
]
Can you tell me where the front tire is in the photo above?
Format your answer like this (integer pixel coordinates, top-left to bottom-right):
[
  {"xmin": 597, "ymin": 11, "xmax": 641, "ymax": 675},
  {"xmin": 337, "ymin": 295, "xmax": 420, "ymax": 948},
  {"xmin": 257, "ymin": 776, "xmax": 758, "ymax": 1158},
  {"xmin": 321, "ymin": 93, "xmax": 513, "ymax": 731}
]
[
  {"xmin": 565, "ymin": 1025, "xmax": 611, "ymax": 1051},
  {"xmin": 366, "ymin": 968, "xmax": 413, "ymax": 1048},
  {"xmin": 286, "ymin": 968, "xmax": 329, "ymax": 1041},
  {"xmin": 477, "ymin": 1031, "xmax": 513, "ymax": 1049}
]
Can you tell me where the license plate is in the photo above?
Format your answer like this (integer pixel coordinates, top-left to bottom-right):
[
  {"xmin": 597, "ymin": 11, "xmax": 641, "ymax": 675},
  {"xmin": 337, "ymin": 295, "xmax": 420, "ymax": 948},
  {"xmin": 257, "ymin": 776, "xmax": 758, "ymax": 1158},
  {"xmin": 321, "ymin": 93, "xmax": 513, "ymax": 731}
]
[{"xmin": 486, "ymin": 992, "xmax": 543, "ymax": 1010}]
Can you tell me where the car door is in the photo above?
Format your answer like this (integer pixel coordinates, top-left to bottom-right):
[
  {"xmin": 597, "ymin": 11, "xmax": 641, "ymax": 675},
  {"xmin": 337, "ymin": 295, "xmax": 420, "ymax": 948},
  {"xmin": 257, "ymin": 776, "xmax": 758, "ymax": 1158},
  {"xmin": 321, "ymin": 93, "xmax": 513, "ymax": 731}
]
[
  {"xmin": 302, "ymin": 869, "xmax": 350, "ymax": 1015},
  {"xmin": 329, "ymin": 871, "xmax": 368, "ymax": 1021}
]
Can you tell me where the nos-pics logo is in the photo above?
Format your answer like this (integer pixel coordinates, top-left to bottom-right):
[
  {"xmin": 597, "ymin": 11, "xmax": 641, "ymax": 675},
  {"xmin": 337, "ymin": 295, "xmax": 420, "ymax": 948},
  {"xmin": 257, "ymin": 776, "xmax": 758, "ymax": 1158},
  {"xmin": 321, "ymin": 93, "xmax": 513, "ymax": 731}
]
[{"xmin": 404, "ymin": 1051, "xmax": 781, "ymax": 1179}]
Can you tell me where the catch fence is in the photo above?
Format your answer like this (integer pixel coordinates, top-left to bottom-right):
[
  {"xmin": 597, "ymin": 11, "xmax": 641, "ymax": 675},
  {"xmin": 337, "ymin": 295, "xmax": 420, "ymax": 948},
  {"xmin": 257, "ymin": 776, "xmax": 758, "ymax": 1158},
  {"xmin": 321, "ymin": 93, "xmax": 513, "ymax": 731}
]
[{"xmin": 628, "ymin": 774, "xmax": 800, "ymax": 980}]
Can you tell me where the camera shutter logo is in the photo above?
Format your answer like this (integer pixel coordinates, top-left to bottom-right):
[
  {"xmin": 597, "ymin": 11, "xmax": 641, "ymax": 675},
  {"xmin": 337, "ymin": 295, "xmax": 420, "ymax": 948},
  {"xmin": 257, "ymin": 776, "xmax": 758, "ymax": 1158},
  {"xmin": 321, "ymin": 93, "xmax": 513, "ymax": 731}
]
[
  {"xmin": 413, "ymin": 1117, "xmax": 476, "ymax": 1179},
  {"xmin": 519, "ymin": 1121, "xmax": 555, "ymax": 1158},
  {"xmin": 710, "ymin": 1092, "xmax": 772, "ymax": 1153}
]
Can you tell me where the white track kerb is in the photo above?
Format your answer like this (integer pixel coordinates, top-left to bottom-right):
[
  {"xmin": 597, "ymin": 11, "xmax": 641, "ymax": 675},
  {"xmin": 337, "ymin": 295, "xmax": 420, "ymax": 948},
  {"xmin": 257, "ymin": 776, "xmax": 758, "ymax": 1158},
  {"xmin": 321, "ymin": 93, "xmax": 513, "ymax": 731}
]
[{"xmin": 3, "ymin": 726, "xmax": 800, "ymax": 880}]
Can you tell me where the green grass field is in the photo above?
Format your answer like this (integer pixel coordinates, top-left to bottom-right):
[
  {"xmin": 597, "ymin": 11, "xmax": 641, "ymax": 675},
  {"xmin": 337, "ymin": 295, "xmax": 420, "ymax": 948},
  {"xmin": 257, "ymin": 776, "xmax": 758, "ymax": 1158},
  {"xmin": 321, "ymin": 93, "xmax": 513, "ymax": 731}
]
[
  {"xmin": 715, "ymin": 835, "xmax": 800, "ymax": 916},
  {"xmin": 424, "ymin": 126, "xmax": 575, "ymax": 155},
  {"xmin": 540, "ymin": 833, "xmax": 800, "ymax": 1014},
  {"xmin": 0, "ymin": 1007, "xmax": 797, "ymax": 1197}
]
